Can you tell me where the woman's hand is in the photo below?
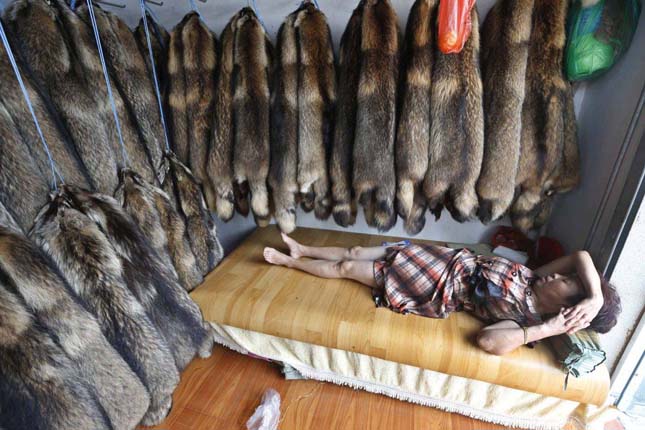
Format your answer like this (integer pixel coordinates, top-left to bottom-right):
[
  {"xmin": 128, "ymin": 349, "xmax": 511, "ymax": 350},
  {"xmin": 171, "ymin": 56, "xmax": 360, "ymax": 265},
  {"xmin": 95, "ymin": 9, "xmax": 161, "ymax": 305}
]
[
  {"xmin": 543, "ymin": 306, "xmax": 595, "ymax": 336},
  {"xmin": 563, "ymin": 297, "xmax": 603, "ymax": 333}
]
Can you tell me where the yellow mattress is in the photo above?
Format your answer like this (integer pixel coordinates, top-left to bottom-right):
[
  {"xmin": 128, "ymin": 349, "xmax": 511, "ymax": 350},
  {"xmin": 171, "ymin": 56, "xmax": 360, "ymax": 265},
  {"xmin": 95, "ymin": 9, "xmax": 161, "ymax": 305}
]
[{"xmin": 191, "ymin": 227, "xmax": 610, "ymax": 406}]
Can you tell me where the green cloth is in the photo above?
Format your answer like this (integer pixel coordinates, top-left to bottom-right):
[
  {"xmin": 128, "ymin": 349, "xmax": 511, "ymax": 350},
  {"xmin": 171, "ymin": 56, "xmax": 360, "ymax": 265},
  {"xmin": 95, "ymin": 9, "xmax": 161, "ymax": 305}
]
[{"xmin": 548, "ymin": 330, "xmax": 606, "ymax": 390}]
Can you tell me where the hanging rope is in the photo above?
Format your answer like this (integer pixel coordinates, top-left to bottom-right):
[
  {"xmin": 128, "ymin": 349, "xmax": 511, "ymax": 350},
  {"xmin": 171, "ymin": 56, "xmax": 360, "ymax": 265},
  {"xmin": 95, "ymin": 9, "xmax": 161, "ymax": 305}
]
[
  {"xmin": 86, "ymin": 0, "xmax": 130, "ymax": 167},
  {"xmin": 139, "ymin": 0, "xmax": 171, "ymax": 153},
  {"xmin": 188, "ymin": 0, "xmax": 200, "ymax": 16},
  {"xmin": 0, "ymin": 20, "xmax": 64, "ymax": 190},
  {"xmin": 312, "ymin": 0, "xmax": 320, "ymax": 9},
  {"xmin": 70, "ymin": 0, "xmax": 78, "ymax": 10},
  {"xmin": 249, "ymin": 0, "xmax": 267, "ymax": 30}
]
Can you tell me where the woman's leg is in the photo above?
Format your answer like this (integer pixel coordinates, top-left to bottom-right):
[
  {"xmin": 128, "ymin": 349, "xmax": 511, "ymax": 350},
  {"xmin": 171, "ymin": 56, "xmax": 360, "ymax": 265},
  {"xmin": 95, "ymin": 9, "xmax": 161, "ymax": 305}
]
[
  {"xmin": 281, "ymin": 233, "xmax": 388, "ymax": 261},
  {"xmin": 263, "ymin": 247, "xmax": 377, "ymax": 287}
]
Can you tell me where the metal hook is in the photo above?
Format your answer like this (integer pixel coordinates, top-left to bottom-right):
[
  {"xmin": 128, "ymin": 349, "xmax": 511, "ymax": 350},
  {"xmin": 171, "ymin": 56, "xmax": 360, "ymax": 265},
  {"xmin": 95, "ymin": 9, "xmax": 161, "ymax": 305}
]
[
  {"xmin": 144, "ymin": 0, "xmax": 163, "ymax": 6},
  {"xmin": 95, "ymin": 0, "xmax": 126, "ymax": 9}
]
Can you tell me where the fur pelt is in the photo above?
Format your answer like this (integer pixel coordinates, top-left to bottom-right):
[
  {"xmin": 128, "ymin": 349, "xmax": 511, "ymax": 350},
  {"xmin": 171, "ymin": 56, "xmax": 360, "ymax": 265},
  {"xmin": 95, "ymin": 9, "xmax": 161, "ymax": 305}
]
[
  {"xmin": 0, "ymin": 281, "xmax": 110, "ymax": 430},
  {"xmin": 330, "ymin": 2, "xmax": 363, "ymax": 227},
  {"xmin": 424, "ymin": 7, "xmax": 484, "ymax": 222},
  {"xmin": 232, "ymin": 7, "xmax": 272, "ymax": 226},
  {"xmin": 0, "ymin": 227, "xmax": 150, "ymax": 429},
  {"xmin": 2, "ymin": 0, "xmax": 119, "ymax": 194},
  {"xmin": 75, "ymin": 3, "xmax": 160, "ymax": 184},
  {"xmin": 395, "ymin": 0, "xmax": 438, "ymax": 235},
  {"xmin": 134, "ymin": 13, "xmax": 170, "ymax": 103},
  {"xmin": 29, "ymin": 190, "xmax": 179, "ymax": 426},
  {"xmin": 206, "ymin": 11, "xmax": 239, "ymax": 221},
  {"xmin": 509, "ymin": 0, "xmax": 577, "ymax": 233},
  {"xmin": 66, "ymin": 185, "xmax": 215, "ymax": 368},
  {"xmin": 476, "ymin": 0, "xmax": 535, "ymax": 223},
  {"xmin": 353, "ymin": 0, "xmax": 400, "ymax": 231},
  {"xmin": 166, "ymin": 14, "xmax": 190, "ymax": 165},
  {"xmin": 0, "ymin": 201, "xmax": 21, "ymax": 234}
]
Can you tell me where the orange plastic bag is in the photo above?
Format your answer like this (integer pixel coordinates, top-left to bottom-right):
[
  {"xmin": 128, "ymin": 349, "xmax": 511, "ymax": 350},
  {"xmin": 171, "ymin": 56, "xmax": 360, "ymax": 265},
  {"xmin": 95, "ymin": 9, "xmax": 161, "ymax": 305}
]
[{"xmin": 438, "ymin": 0, "xmax": 477, "ymax": 54}]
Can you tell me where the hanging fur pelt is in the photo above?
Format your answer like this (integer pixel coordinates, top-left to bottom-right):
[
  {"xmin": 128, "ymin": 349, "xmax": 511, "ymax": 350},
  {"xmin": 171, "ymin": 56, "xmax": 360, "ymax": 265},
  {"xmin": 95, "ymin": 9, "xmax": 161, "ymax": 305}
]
[
  {"xmin": 232, "ymin": 7, "xmax": 272, "ymax": 226},
  {"xmin": 424, "ymin": 7, "xmax": 484, "ymax": 222},
  {"xmin": 77, "ymin": 4, "xmax": 164, "ymax": 183},
  {"xmin": 166, "ymin": 14, "xmax": 190, "ymax": 165},
  {"xmin": 134, "ymin": 13, "xmax": 170, "ymax": 104},
  {"xmin": 29, "ymin": 190, "xmax": 179, "ymax": 426},
  {"xmin": 510, "ymin": 0, "xmax": 579, "ymax": 234},
  {"xmin": 0, "ymin": 227, "xmax": 150, "ymax": 429},
  {"xmin": 353, "ymin": 0, "xmax": 400, "ymax": 231},
  {"xmin": 66, "ymin": 185, "xmax": 215, "ymax": 368},
  {"xmin": 0, "ymin": 279, "xmax": 110, "ymax": 430},
  {"xmin": 206, "ymin": 11, "xmax": 239, "ymax": 221},
  {"xmin": 330, "ymin": 1, "xmax": 364, "ymax": 227},
  {"xmin": 476, "ymin": 0, "xmax": 535, "ymax": 223},
  {"xmin": 2, "ymin": 0, "xmax": 119, "ymax": 194},
  {"xmin": 116, "ymin": 169, "xmax": 203, "ymax": 291},
  {"xmin": 0, "ymin": 201, "xmax": 21, "ymax": 234},
  {"xmin": 395, "ymin": 0, "xmax": 438, "ymax": 235}
]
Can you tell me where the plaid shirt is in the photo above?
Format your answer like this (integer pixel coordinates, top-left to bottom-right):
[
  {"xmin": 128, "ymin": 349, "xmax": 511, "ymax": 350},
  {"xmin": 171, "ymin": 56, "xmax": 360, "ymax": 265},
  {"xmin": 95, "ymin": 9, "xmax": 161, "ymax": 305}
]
[{"xmin": 373, "ymin": 244, "xmax": 542, "ymax": 327}]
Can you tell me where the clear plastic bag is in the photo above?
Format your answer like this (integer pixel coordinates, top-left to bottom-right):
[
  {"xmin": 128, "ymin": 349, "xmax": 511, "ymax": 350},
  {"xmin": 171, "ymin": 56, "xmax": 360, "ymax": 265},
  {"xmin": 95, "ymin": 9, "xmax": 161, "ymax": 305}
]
[
  {"xmin": 437, "ymin": 0, "xmax": 477, "ymax": 54},
  {"xmin": 246, "ymin": 389, "xmax": 281, "ymax": 430}
]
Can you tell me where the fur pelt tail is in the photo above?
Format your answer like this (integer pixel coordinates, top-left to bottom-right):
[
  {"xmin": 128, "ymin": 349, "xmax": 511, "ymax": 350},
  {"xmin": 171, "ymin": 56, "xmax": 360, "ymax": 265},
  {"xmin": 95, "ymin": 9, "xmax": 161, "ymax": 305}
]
[
  {"xmin": 424, "ymin": 7, "xmax": 484, "ymax": 223},
  {"xmin": 476, "ymin": 0, "xmax": 535, "ymax": 223},
  {"xmin": 232, "ymin": 8, "xmax": 272, "ymax": 226},
  {"xmin": 395, "ymin": 0, "xmax": 438, "ymax": 234}
]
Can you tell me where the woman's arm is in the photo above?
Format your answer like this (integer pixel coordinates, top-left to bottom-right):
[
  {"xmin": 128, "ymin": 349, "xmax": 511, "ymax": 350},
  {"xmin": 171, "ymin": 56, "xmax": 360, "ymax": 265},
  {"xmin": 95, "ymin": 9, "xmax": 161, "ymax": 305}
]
[{"xmin": 535, "ymin": 251, "xmax": 602, "ymax": 300}]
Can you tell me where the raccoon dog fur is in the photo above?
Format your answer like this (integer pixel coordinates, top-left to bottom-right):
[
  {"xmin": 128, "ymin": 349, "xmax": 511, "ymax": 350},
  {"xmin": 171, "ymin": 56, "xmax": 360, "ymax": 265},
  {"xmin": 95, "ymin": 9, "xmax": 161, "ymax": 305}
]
[
  {"xmin": 135, "ymin": 12, "xmax": 170, "ymax": 100},
  {"xmin": 167, "ymin": 14, "xmax": 190, "ymax": 165},
  {"xmin": 353, "ymin": 0, "xmax": 400, "ymax": 231},
  {"xmin": 395, "ymin": 0, "xmax": 437, "ymax": 235},
  {"xmin": 0, "ymin": 227, "xmax": 150, "ymax": 429},
  {"xmin": 0, "ymin": 201, "xmax": 21, "ymax": 234}
]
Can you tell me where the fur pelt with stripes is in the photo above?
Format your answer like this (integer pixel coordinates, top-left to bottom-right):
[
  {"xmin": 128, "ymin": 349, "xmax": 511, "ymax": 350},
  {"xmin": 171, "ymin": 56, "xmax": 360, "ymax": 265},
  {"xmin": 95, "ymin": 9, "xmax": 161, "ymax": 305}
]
[
  {"xmin": 29, "ymin": 189, "xmax": 179, "ymax": 426},
  {"xmin": 424, "ymin": 7, "xmax": 484, "ymax": 222},
  {"xmin": 510, "ymin": 0, "xmax": 578, "ymax": 233},
  {"xmin": 0, "ymin": 226, "xmax": 150, "ymax": 429},
  {"xmin": 353, "ymin": 0, "xmax": 400, "ymax": 231},
  {"xmin": 0, "ymin": 279, "xmax": 110, "ymax": 430},
  {"xmin": 166, "ymin": 14, "xmax": 190, "ymax": 165},
  {"xmin": 134, "ymin": 13, "xmax": 170, "ymax": 103},
  {"xmin": 2, "ymin": 0, "xmax": 119, "ymax": 194},
  {"xmin": 476, "ymin": 0, "xmax": 535, "ymax": 223},
  {"xmin": 232, "ymin": 7, "xmax": 272, "ymax": 226},
  {"xmin": 330, "ymin": 2, "xmax": 363, "ymax": 227},
  {"xmin": 0, "ymin": 201, "xmax": 22, "ymax": 234},
  {"xmin": 395, "ymin": 0, "xmax": 438, "ymax": 235}
]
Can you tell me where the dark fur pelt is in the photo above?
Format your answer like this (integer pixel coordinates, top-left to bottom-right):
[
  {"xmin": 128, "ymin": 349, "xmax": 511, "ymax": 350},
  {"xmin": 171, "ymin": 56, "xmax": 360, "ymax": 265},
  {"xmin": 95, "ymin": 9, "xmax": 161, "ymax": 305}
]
[
  {"xmin": 424, "ymin": 7, "xmax": 484, "ymax": 222},
  {"xmin": 353, "ymin": 0, "xmax": 400, "ymax": 231},
  {"xmin": 510, "ymin": 0, "xmax": 577, "ymax": 233},
  {"xmin": 476, "ymin": 0, "xmax": 535, "ymax": 223},
  {"xmin": 76, "ymin": 3, "xmax": 160, "ymax": 184},
  {"xmin": 232, "ymin": 8, "xmax": 272, "ymax": 226},
  {"xmin": 330, "ymin": 2, "xmax": 363, "ymax": 227},
  {"xmin": 0, "ymin": 278, "xmax": 109, "ymax": 430},
  {"xmin": 206, "ymin": 12, "xmax": 239, "ymax": 221},
  {"xmin": 2, "ymin": 0, "xmax": 119, "ymax": 194},
  {"xmin": 29, "ymin": 190, "xmax": 179, "ymax": 426},
  {"xmin": 0, "ymin": 227, "xmax": 150, "ymax": 429},
  {"xmin": 134, "ymin": 13, "xmax": 170, "ymax": 103},
  {"xmin": 395, "ymin": 0, "xmax": 437, "ymax": 235},
  {"xmin": 166, "ymin": 15, "xmax": 190, "ymax": 165}
]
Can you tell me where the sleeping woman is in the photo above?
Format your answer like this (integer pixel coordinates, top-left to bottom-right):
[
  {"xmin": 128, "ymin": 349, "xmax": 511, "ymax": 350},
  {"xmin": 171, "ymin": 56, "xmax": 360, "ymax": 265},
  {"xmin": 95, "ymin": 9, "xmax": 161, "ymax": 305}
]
[{"xmin": 263, "ymin": 234, "xmax": 621, "ymax": 355}]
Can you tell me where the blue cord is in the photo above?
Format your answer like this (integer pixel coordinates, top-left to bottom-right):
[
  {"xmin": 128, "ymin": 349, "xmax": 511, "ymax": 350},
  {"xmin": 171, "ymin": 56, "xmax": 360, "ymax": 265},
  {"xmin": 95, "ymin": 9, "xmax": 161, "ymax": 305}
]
[
  {"xmin": 313, "ymin": 0, "xmax": 320, "ymax": 9},
  {"xmin": 188, "ymin": 0, "xmax": 200, "ymax": 16},
  {"xmin": 86, "ymin": 0, "xmax": 129, "ymax": 167},
  {"xmin": 139, "ymin": 0, "xmax": 170, "ymax": 153},
  {"xmin": 251, "ymin": 0, "xmax": 267, "ymax": 30},
  {"xmin": 0, "ymin": 20, "xmax": 64, "ymax": 190},
  {"xmin": 70, "ymin": 0, "xmax": 78, "ymax": 10}
]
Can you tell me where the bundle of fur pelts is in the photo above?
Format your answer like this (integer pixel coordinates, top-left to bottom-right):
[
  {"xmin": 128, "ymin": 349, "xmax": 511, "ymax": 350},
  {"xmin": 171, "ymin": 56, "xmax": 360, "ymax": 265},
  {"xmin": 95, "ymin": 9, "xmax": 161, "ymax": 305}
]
[
  {"xmin": 166, "ymin": 12, "xmax": 218, "ymax": 207},
  {"xmin": 29, "ymin": 189, "xmax": 179, "ymax": 425},
  {"xmin": 2, "ymin": 0, "xmax": 119, "ymax": 194},
  {"xmin": 510, "ymin": 0, "xmax": 579, "ymax": 232},
  {"xmin": 134, "ymin": 12, "xmax": 170, "ymax": 102},
  {"xmin": 354, "ymin": 0, "xmax": 400, "ymax": 231},
  {"xmin": 476, "ymin": 0, "xmax": 535, "ymax": 223},
  {"xmin": 0, "ymin": 226, "xmax": 150, "ymax": 429},
  {"xmin": 395, "ymin": 0, "xmax": 438, "ymax": 234},
  {"xmin": 423, "ymin": 6, "xmax": 484, "ymax": 223},
  {"xmin": 269, "ymin": 1, "xmax": 336, "ymax": 233},
  {"xmin": 0, "ymin": 280, "xmax": 110, "ymax": 430}
]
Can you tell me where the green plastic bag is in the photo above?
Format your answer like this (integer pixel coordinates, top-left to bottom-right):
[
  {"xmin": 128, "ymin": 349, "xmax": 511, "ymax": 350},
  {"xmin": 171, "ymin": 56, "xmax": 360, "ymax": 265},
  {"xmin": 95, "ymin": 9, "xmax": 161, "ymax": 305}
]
[
  {"xmin": 548, "ymin": 329, "xmax": 607, "ymax": 390},
  {"xmin": 565, "ymin": 0, "xmax": 641, "ymax": 81}
]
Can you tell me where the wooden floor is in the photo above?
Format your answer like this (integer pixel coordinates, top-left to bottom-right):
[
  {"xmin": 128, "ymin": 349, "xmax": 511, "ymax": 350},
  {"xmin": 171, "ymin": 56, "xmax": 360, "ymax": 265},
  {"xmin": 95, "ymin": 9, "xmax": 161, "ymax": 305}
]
[{"xmin": 141, "ymin": 346, "xmax": 515, "ymax": 430}]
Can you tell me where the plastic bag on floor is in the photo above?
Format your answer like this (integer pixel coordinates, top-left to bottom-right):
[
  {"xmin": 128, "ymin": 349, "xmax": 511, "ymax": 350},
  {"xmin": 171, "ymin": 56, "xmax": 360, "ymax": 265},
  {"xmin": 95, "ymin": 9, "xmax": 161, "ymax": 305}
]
[{"xmin": 246, "ymin": 389, "xmax": 281, "ymax": 430}]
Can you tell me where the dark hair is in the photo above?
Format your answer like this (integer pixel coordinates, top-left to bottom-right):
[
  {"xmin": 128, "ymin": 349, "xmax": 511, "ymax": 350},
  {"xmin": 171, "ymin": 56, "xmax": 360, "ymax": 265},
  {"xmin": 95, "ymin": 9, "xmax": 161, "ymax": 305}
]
[{"xmin": 589, "ymin": 273, "xmax": 621, "ymax": 334}]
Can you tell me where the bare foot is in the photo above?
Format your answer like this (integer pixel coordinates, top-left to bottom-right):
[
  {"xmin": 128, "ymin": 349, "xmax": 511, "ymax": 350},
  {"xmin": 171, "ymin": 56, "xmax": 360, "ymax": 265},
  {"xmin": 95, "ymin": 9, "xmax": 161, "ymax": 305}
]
[
  {"xmin": 281, "ymin": 232, "xmax": 304, "ymax": 259},
  {"xmin": 264, "ymin": 247, "xmax": 294, "ymax": 267}
]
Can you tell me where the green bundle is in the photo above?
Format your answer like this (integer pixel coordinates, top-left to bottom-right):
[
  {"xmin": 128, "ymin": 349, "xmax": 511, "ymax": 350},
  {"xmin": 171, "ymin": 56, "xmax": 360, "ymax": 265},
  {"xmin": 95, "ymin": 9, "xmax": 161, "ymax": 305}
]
[{"xmin": 548, "ymin": 330, "xmax": 607, "ymax": 389}]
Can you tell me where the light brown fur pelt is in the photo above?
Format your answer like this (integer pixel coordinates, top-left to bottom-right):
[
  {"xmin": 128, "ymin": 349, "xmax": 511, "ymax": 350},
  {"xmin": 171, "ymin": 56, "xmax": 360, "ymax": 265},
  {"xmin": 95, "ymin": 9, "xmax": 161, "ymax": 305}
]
[
  {"xmin": 232, "ymin": 7, "xmax": 272, "ymax": 226},
  {"xmin": 476, "ymin": 0, "xmax": 535, "ymax": 223},
  {"xmin": 330, "ymin": 2, "xmax": 363, "ymax": 227},
  {"xmin": 0, "ymin": 228, "xmax": 150, "ymax": 429},
  {"xmin": 29, "ymin": 190, "xmax": 179, "ymax": 426},
  {"xmin": 424, "ymin": 7, "xmax": 484, "ymax": 223},
  {"xmin": 166, "ymin": 14, "xmax": 190, "ymax": 165},
  {"xmin": 353, "ymin": 0, "xmax": 400, "ymax": 231},
  {"xmin": 134, "ymin": 13, "xmax": 170, "ymax": 102},
  {"xmin": 3, "ymin": 0, "xmax": 119, "ymax": 194},
  {"xmin": 395, "ymin": 0, "xmax": 438, "ymax": 235},
  {"xmin": 510, "ymin": 0, "xmax": 576, "ymax": 233}
]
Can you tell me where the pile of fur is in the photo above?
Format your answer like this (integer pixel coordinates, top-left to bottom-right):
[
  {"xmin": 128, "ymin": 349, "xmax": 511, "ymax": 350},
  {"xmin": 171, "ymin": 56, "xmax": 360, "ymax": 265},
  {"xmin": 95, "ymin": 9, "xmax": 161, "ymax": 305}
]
[{"xmin": 270, "ymin": 0, "xmax": 336, "ymax": 233}]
